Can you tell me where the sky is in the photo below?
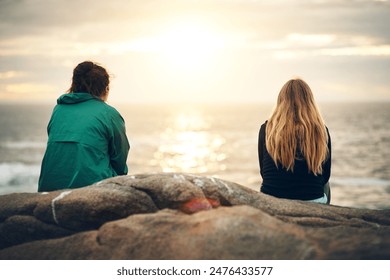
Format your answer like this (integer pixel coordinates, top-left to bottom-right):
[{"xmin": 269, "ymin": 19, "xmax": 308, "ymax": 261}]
[{"xmin": 0, "ymin": 0, "xmax": 389, "ymax": 104}]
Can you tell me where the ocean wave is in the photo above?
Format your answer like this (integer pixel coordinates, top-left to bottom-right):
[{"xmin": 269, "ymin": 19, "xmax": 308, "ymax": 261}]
[
  {"xmin": 331, "ymin": 176, "xmax": 390, "ymax": 188},
  {"xmin": 0, "ymin": 163, "xmax": 40, "ymax": 195},
  {"xmin": 0, "ymin": 141, "xmax": 46, "ymax": 149},
  {"xmin": 331, "ymin": 176, "xmax": 390, "ymax": 210}
]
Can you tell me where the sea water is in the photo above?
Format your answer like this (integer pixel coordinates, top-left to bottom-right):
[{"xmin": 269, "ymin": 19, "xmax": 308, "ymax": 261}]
[{"xmin": 0, "ymin": 102, "xmax": 389, "ymax": 210}]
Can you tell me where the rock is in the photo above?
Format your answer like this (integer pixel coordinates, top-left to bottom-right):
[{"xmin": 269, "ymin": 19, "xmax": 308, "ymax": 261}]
[{"xmin": 0, "ymin": 173, "xmax": 389, "ymax": 259}]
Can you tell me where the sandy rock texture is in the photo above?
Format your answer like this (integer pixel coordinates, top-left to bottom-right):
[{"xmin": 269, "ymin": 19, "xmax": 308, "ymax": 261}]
[{"xmin": 0, "ymin": 173, "xmax": 389, "ymax": 259}]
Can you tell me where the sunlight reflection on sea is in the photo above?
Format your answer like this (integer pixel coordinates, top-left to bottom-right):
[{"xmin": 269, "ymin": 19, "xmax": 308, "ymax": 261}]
[
  {"xmin": 152, "ymin": 111, "xmax": 227, "ymax": 173},
  {"xmin": 0, "ymin": 102, "xmax": 389, "ymax": 210}
]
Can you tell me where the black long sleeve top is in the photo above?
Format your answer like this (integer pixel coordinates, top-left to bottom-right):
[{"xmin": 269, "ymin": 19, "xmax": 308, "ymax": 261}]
[{"xmin": 258, "ymin": 121, "xmax": 331, "ymax": 200}]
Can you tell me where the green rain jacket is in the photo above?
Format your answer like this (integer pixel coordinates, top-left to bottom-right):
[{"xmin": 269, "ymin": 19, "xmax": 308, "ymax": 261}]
[{"xmin": 38, "ymin": 92, "xmax": 130, "ymax": 192}]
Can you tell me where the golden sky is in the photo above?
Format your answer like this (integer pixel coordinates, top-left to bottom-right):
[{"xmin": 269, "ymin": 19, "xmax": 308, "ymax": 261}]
[{"xmin": 0, "ymin": 0, "xmax": 389, "ymax": 104}]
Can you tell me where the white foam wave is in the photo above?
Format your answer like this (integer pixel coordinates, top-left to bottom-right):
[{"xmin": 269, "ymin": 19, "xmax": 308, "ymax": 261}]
[
  {"xmin": 1, "ymin": 141, "xmax": 46, "ymax": 149},
  {"xmin": 0, "ymin": 163, "xmax": 40, "ymax": 194}
]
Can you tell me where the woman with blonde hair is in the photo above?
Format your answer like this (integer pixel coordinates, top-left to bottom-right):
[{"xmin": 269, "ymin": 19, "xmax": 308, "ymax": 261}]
[{"xmin": 258, "ymin": 78, "xmax": 331, "ymax": 204}]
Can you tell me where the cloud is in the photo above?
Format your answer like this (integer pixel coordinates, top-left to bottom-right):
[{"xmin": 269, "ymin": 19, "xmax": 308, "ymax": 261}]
[
  {"xmin": 1, "ymin": 1, "xmax": 389, "ymax": 51},
  {"xmin": 269, "ymin": 33, "xmax": 390, "ymax": 59},
  {"xmin": 319, "ymin": 45, "xmax": 390, "ymax": 56},
  {"xmin": 1, "ymin": 1, "xmax": 388, "ymax": 41},
  {"xmin": 0, "ymin": 71, "xmax": 26, "ymax": 79},
  {"xmin": 0, "ymin": 0, "xmax": 389, "ymax": 103},
  {"xmin": 4, "ymin": 82, "xmax": 56, "ymax": 93},
  {"xmin": 0, "ymin": 82, "xmax": 58, "ymax": 101}
]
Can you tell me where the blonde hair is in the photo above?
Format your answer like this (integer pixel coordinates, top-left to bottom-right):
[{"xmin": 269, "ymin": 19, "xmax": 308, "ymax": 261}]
[{"xmin": 266, "ymin": 78, "xmax": 329, "ymax": 175}]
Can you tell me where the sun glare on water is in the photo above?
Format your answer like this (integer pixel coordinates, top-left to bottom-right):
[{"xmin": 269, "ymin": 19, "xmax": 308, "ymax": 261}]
[{"xmin": 151, "ymin": 110, "xmax": 226, "ymax": 174}]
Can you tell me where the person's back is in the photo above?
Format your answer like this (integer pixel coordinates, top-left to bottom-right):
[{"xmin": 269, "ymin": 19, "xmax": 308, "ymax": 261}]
[
  {"xmin": 38, "ymin": 61, "xmax": 130, "ymax": 192},
  {"xmin": 258, "ymin": 78, "xmax": 331, "ymax": 204},
  {"xmin": 259, "ymin": 121, "xmax": 331, "ymax": 200}
]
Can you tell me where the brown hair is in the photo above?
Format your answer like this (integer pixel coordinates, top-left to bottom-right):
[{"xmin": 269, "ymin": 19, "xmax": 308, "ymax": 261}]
[
  {"xmin": 266, "ymin": 78, "xmax": 329, "ymax": 175},
  {"xmin": 67, "ymin": 61, "xmax": 109, "ymax": 98}
]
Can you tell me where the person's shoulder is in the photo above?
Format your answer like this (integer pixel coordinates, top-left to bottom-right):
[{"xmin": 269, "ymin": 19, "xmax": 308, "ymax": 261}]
[
  {"xmin": 102, "ymin": 102, "xmax": 124, "ymax": 120},
  {"xmin": 324, "ymin": 125, "xmax": 331, "ymax": 136},
  {"xmin": 259, "ymin": 120, "xmax": 268, "ymax": 137}
]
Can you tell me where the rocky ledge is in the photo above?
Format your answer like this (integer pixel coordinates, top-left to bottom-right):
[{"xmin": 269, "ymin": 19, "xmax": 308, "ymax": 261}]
[{"xmin": 0, "ymin": 173, "xmax": 389, "ymax": 259}]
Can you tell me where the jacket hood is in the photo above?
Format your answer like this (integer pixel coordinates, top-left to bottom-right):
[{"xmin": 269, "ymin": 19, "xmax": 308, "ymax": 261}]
[{"xmin": 57, "ymin": 92, "xmax": 98, "ymax": 104}]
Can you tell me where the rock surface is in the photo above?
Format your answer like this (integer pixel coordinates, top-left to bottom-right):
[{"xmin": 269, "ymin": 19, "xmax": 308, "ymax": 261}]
[{"xmin": 0, "ymin": 173, "xmax": 389, "ymax": 259}]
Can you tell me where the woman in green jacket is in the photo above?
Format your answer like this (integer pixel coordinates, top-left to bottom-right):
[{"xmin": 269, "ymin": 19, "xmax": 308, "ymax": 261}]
[{"xmin": 38, "ymin": 61, "xmax": 130, "ymax": 192}]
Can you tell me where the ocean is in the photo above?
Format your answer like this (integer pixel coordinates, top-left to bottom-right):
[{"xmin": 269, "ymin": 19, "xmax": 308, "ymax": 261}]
[{"xmin": 0, "ymin": 102, "xmax": 389, "ymax": 210}]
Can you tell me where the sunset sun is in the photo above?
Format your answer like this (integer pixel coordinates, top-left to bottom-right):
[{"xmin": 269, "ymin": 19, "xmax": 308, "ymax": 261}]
[{"xmin": 157, "ymin": 20, "xmax": 225, "ymax": 70}]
